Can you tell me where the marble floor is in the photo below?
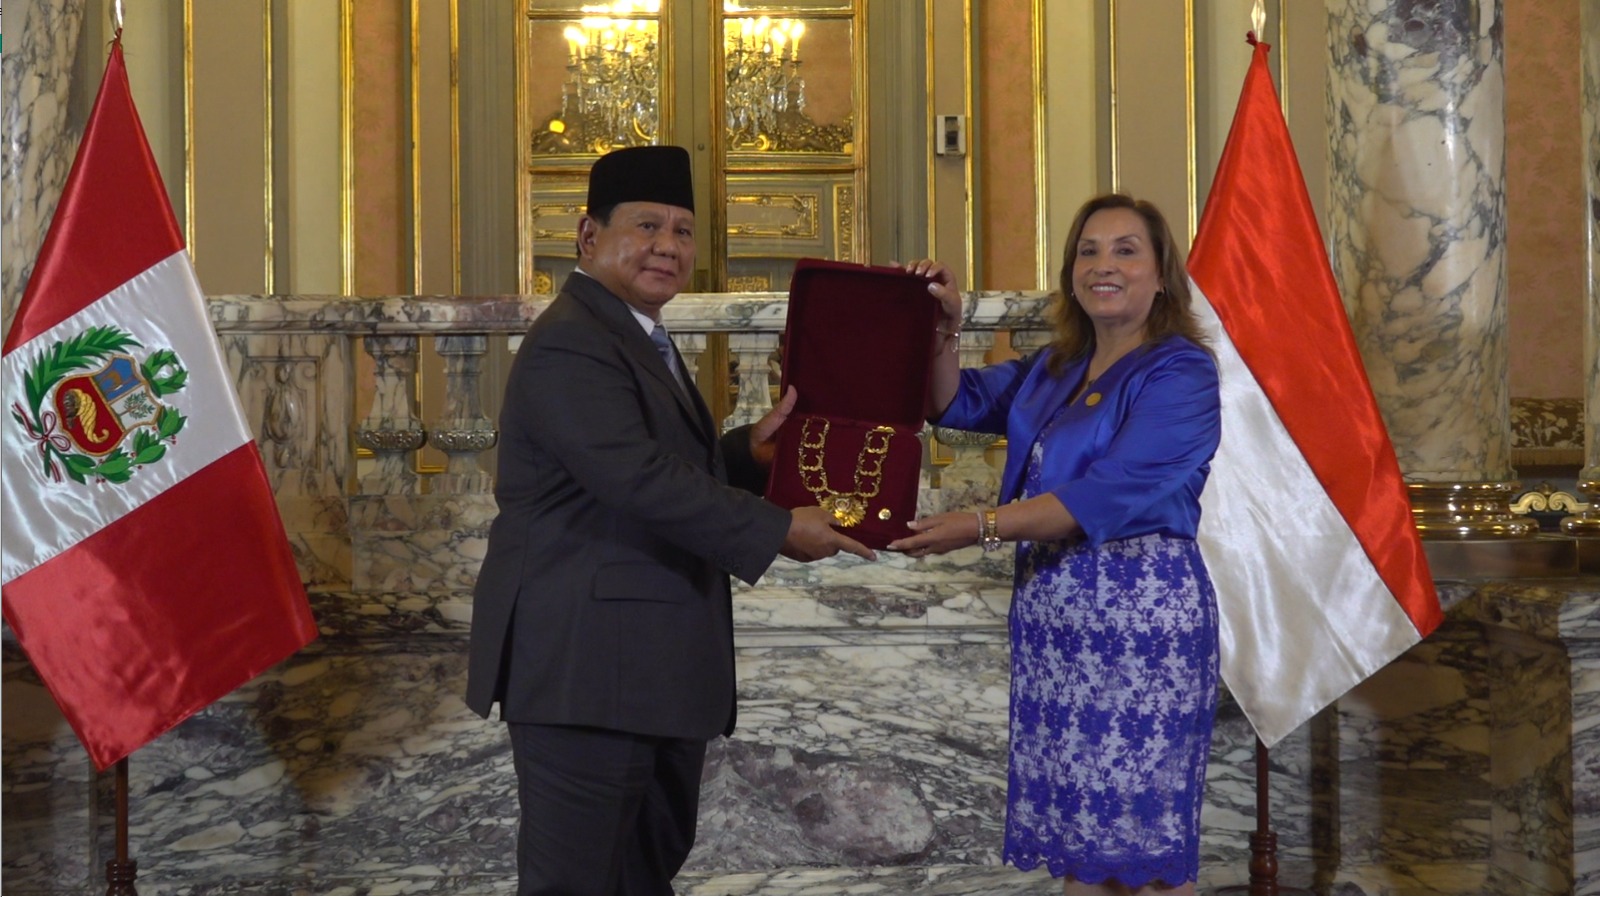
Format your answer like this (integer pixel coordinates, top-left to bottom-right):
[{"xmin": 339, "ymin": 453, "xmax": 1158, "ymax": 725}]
[{"xmin": 124, "ymin": 860, "xmax": 1497, "ymax": 896}]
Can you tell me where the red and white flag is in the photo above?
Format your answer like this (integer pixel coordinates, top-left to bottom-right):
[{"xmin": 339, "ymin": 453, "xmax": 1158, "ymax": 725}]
[
  {"xmin": 1, "ymin": 38, "xmax": 315, "ymax": 770},
  {"xmin": 1187, "ymin": 36, "xmax": 1442, "ymax": 747}
]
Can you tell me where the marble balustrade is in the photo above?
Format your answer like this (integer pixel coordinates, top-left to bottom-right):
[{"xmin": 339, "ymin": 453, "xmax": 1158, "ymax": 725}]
[{"xmin": 2, "ymin": 291, "xmax": 1598, "ymax": 895}]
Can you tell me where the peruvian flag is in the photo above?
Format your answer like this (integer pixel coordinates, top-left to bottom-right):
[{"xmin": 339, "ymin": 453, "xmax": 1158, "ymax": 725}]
[
  {"xmin": 1, "ymin": 37, "xmax": 316, "ymax": 770},
  {"xmin": 1187, "ymin": 36, "xmax": 1442, "ymax": 747}
]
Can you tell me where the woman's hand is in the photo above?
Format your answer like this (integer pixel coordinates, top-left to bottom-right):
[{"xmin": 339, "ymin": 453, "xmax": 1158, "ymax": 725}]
[
  {"xmin": 902, "ymin": 259, "xmax": 963, "ymax": 330},
  {"xmin": 901, "ymin": 259, "xmax": 964, "ymax": 420},
  {"xmin": 887, "ymin": 510, "xmax": 980, "ymax": 558}
]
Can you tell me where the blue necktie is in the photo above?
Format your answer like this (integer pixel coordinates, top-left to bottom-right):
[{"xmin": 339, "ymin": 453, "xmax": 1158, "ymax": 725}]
[{"xmin": 650, "ymin": 323, "xmax": 688, "ymax": 394}]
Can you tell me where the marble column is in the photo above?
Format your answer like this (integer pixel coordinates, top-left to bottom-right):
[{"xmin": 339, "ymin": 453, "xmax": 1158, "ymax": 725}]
[
  {"xmin": 1571, "ymin": 0, "xmax": 1600, "ymax": 536},
  {"xmin": 1326, "ymin": 0, "xmax": 1531, "ymax": 536},
  {"xmin": 1, "ymin": 0, "xmax": 89, "ymax": 339}
]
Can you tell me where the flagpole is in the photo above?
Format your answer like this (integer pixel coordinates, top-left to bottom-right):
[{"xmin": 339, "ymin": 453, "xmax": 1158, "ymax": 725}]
[
  {"xmin": 1248, "ymin": 737, "xmax": 1279, "ymax": 895},
  {"xmin": 105, "ymin": 757, "xmax": 137, "ymax": 895}
]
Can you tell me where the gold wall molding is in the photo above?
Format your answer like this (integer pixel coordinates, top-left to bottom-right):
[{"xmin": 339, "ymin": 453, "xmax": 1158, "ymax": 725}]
[{"xmin": 1409, "ymin": 482, "xmax": 1540, "ymax": 540}]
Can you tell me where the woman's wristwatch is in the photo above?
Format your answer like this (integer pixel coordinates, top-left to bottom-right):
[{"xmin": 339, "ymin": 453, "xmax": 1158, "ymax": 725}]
[{"xmin": 980, "ymin": 507, "xmax": 1002, "ymax": 552}]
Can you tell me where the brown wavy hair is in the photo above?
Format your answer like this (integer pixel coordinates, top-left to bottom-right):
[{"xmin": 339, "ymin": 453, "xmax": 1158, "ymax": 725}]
[{"xmin": 1045, "ymin": 193, "xmax": 1210, "ymax": 377}]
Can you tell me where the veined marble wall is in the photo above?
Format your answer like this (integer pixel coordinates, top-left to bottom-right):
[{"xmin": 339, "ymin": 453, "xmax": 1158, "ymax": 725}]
[{"xmin": 0, "ymin": 0, "xmax": 88, "ymax": 340}]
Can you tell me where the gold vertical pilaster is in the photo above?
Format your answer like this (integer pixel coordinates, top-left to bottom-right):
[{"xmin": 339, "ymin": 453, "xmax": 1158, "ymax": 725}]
[
  {"xmin": 1278, "ymin": 0, "xmax": 1289, "ymax": 120},
  {"xmin": 1183, "ymin": 0, "xmax": 1195, "ymax": 242},
  {"xmin": 1107, "ymin": 0, "xmax": 1119, "ymax": 193},
  {"xmin": 514, "ymin": 3, "xmax": 529, "ymax": 294},
  {"xmin": 924, "ymin": 0, "xmax": 937, "ymax": 261},
  {"xmin": 183, "ymin": 0, "xmax": 195, "ymax": 254},
  {"xmin": 340, "ymin": 0, "xmax": 355, "ymax": 295},
  {"xmin": 1031, "ymin": 0, "xmax": 1048, "ymax": 289},
  {"xmin": 961, "ymin": 0, "xmax": 974, "ymax": 289},
  {"xmin": 411, "ymin": 0, "xmax": 422, "ymax": 293},
  {"xmin": 450, "ymin": 0, "xmax": 461, "ymax": 293},
  {"xmin": 707, "ymin": 1, "xmax": 728, "ymax": 288},
  {"xmin": 263, "ymin": 0, "xmax": 275, "ymax": 293},
  {"xmin": 855, "ymin": 0, "xmax": 871, "ymax": 264}
]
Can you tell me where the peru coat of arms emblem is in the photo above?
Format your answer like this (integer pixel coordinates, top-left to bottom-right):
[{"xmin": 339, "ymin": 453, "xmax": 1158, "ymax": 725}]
[{"xmin": 10, "ymin": 325, "xmax": 189, "ymax": 484}]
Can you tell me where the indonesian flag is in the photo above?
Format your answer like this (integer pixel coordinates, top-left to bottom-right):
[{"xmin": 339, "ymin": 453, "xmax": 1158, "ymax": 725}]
[
  {"xmin": 1187, "ymin": 36, "xmax": 1442, "ymax": 747},
  {"xmin": 1, "ymin": 38, "xmax": 316, "ymax": 770}
]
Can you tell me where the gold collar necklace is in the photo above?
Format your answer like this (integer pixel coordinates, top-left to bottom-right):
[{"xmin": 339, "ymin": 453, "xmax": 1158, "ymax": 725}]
[{"xmin": 797, "ymin": 417, "xmax": 895, "ymax": 526}]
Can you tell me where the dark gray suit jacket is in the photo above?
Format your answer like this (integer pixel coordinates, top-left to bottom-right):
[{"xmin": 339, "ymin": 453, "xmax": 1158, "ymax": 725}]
[{"xmin": 466, "ymin": 272, "xmax": 791, "ymax": 740}]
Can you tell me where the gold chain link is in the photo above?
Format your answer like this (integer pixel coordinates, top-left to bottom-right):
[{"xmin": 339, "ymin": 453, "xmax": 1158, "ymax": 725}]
[{"xmin": 796, "ymin": 417, "xmax": 896, "ymax": 526}]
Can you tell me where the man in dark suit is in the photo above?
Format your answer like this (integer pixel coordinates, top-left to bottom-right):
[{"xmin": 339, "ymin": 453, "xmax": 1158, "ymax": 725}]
[{"xmin": 466, "ymin": 145, "xmax": 871, "ymax": 895}]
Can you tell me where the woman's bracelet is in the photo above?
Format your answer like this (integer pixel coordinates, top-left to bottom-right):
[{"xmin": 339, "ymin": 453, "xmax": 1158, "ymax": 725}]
[
  {"xmin": 980, "ymin": 507, "xmax": 1002, "ymax": 552},
  {"xmin": 936, "ymin": 327, "xmax": 961, "ymax": 354}
]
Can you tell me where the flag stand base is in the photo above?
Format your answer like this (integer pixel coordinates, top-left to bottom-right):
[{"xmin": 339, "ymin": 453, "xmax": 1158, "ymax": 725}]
[
  {"xmin": 104, "ymin": 757, "xmax": 138, "ymax": 895},
  {"xmin": 105, "ymin": 859, "xmax": 137, "ymax": 896}
]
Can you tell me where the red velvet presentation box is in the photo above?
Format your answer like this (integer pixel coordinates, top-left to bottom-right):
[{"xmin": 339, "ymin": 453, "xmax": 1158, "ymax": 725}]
[{"xmin": 764, "ymin": 258, "xmax": 940, "ymax": 551}]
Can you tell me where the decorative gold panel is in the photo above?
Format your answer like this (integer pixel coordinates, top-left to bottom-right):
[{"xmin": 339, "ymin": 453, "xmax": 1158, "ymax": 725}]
[
  {"xmin": 726, "ymin": 193, "xmax": 821, "ymax": 240},
  {"xmin": 834, "ymin": 183, "xmax": 855, "ymax": 261},
  {"xmin": 531, "ymin": 200, "xmax": 587, "ymax": 242},
  {"xmin": 727, "ymin": 274, "xmax": 773, "ymax": 291}
]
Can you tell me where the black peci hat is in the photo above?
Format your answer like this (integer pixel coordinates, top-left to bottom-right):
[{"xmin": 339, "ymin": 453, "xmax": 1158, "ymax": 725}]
[{"xmin": 586, "ymin": 145, "xmax": 695, "ymax": 215}]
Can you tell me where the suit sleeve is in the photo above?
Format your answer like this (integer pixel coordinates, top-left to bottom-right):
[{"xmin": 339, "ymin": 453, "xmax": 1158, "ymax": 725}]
[
  {"xmin": 513, "ymin": 318, "xmax": 790, "ymax": 585},
  {"xmin": 719, "ymin": 425, "xmax": 769, "ymax": 495}
]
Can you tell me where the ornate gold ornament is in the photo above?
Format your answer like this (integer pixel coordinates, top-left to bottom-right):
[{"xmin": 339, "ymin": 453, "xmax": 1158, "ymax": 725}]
[{"xmin": 798, "ymin": 417, "xmax": 895, "ymax": 527}]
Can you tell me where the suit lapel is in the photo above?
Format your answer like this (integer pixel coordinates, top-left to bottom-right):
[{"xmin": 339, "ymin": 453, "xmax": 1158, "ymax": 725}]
[{"xmin": 564, "ymin": 274, "xmax": 716, "ymax": 445}]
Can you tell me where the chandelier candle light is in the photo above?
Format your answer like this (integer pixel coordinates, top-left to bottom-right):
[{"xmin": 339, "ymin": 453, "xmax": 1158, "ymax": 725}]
[
  {"xmin": 724, "ymin": 14, "xmax": 806, "ymax": 150},
  {"xmin": 555, "ymin": 2, "xmax": 662, "ymax": 150}
]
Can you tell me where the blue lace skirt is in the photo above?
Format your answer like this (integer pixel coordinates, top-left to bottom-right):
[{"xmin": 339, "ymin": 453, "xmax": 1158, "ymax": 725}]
[{"xmin": 1004, "ymin": 531, "xmax": 1218, "ymax": 888}]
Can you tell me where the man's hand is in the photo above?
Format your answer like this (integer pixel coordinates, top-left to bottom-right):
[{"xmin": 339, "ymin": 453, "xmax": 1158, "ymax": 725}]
[
  {"xmin": 749, "ymin": 385, "xmax": 798, "ymax": 469},
  {"xmin": 780, "ymin": 505, "xmax": 876, "ymax": 562}
]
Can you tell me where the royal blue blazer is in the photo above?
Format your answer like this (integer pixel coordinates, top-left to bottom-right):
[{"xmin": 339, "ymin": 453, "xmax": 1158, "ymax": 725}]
[{"xmin": 935, "ymin": 335, "xmax": 1221, "ymax": 547}]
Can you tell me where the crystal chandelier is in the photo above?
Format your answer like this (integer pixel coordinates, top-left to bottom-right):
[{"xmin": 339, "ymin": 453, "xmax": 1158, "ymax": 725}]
[
  {"xmin": 530, "ymin": 0, "xmax": 849, "ymax": 157},
  {"xmin": 724, "ymin": 13, "xmax": 805, "ymax": 150},
  {"xmin": 534, "ymin": 1, "xmax": 662, "ymax": 154}
]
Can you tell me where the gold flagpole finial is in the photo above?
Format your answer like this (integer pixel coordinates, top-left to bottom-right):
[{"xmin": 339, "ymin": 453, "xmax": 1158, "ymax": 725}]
[{"xmin": 1251, "ymin": 0, "xmax": 1265, "ymax": 38}]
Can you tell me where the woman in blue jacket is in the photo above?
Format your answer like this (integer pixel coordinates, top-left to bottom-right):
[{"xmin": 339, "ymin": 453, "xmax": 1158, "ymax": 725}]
[{"xmin": 890, "ymin": 194, "xmax": 1221, "ymax": 896}]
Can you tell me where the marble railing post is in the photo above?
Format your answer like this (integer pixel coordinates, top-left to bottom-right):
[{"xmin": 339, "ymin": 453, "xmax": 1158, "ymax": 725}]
[
  {"xmin": 355, "ymin": 335, "xmax": 426, "ymax": 494},
  {"xmin": 427, "ymin": 335, "xmax": 498, "ymax": 495},
  {"xmin": 1326, "ymin": 0, "xmax": 1533, "ymax": 538},
  {"xmin": 725, "ymin": 332, "xmax": 779, "ymax": 431},
  {"xmin": 676, "ymin": 332, "xmax": 708, "ymax": 385},
  {"xmin": 1570, "ymin": 2, "xmax": 1600, "ymax": 537}
]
